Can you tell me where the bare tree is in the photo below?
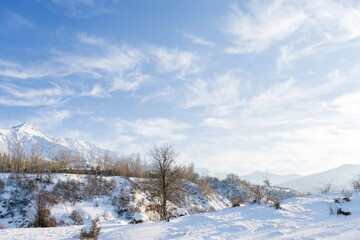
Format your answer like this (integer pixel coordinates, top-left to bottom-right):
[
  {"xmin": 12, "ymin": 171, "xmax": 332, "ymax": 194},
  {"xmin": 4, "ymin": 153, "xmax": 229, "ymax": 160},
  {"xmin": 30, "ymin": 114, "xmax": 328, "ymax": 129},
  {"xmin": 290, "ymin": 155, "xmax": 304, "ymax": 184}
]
[
  {"xmin": 320, "ymin": 181, "xmax": 333, "ymax": 195},
  {"xmin": 352, "ymin": 176, "xmax": 360, "ymax": 190},
  {"xmin": 263, "ymin": 169, "xmax": 271, "ymax": 187},
  {"xmin": 142, "ymin": 144, "xmax": 187, "ymax": 221}
]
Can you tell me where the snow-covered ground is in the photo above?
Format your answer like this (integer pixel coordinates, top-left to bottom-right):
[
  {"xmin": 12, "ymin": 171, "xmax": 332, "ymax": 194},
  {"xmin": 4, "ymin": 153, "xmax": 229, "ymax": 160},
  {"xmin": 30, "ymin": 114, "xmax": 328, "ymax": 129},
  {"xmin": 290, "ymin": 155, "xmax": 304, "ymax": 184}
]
[
  {"xmin": 1, "ymin": 190, "xmax": 359, "ymax": 239},
  {"xmin": 0, "ymin": 173, "xmax": 232, "ymax": 228}
]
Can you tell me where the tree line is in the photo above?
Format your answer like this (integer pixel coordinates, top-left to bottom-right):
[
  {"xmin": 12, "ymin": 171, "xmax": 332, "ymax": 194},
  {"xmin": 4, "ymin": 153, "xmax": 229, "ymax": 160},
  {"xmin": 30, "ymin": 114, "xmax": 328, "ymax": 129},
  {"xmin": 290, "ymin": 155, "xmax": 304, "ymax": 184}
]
[{"xmin": 0, "ymin": 141, "xmax": 195, "ymax": 181}]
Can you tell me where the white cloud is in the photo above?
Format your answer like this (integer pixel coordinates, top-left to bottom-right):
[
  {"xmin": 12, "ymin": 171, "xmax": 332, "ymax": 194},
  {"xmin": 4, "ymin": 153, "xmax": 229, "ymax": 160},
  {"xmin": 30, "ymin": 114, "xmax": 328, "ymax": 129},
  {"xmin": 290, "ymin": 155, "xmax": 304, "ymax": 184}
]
[
  {"xmin": 5, "ymin": 10, "xmax": 37, "ymax": 29},
  {"xmin": 224, "ymin": 0, "xmax": 360, "ymax": 71},
  {"xmin": 29, "ymin": 109, "xmax": 71, "ymax": 130},
  {"xmin": 0, "ymin": 43, "xmax": 148, "ymax": 94},
  {"xmin": 54, "ymin": 45, "xmax": 145, "ymax": 77},
  {"xmin": 150, "ymin": 47, "xmax": 203, "ymax": 78},
  {"xmin": 110, "ymin": 70, "xmax": 150, "ymax": 92},
  {"xmin": 112, "ymin": 118, "xmax": 191, "ymax": 142},
  {"xmin": 78, "ymin": 32, "xmax": 105, "ymax": 46},
  {"xmin": 140, "ymin": 86, "xmax": 175, "ymax": 103},
  {"xmin": 0, "ymin": 59, "xmax": 53, "ymax": 79},
  {"xmin": 224, "ymin": 1, "xmax": 306, "ymax": 53},
  {"xmin": 201, "ymin": 118, "xmax": 236, "ymax": 129},
  {"xmin": 331, "ymin": 91, "xmax": 360, "ymax": 116},
  {"xmin": 182, "ymin": 72, "xmax": 246, "ymax": 115},
  {"xmin": 81, "ymin": 84, "xmax": 109, "ymax": 97},
  {"xmin": 180, "ymin": 67, "xmax": 360, "ymax": 175},
  {"xmin": 181, "ymin": 31, "xmax": 215, "ymax": 47},
  {"xmin": 0, "ymin": 84, "xmax": 73, "ymax": 107}
]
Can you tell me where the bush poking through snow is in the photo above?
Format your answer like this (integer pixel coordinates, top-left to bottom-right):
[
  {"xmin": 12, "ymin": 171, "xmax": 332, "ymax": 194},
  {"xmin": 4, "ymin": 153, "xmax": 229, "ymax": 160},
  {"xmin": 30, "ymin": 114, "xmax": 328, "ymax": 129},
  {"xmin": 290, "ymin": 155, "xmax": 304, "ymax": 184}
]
[
  {"xmin": 320, "ymin": 182, "xmax": 332, "ymax": 195},
  {"xmin": 32, "ymin": 191, "xmax": 57, "ymax": 228},
  {"xmin": 0, "ymin": 178, "xmax": 4, "ymax": 191},
  {"xmin": 353, "ymin": 177, "xmax": 360, "ymax": 190},
  {"xmin": 0, "ymin": 223, "xmax": 6, "ymax": 229},
  {"xmin": 337, "ymin": 208, "xmax": 351, "ymax": 216},
  {"xmin": 273, "ymin": 199, "xmax": 281, "ymax": 210},
  {"xmin": 80, "ymin": 217, "xmax": 101, "ymax": 240},
  {"xmin": 69, "ymin": 210, "xmax": 83, "ymax": 225},
  {"xmin": 342, "ymin": 191, "xmax": 352, "ymax": 202},
  {"xmin": 249, "ymin": 185, "xmax": 264, "ymax": 204},
  {"xmin": 231, "ymin": 196, "xmax": 243, "ymax": 207},
  {"xmin": 130, "ymin": 212, "xmax": 149, "ymax": 224},
  {"xmin": 328, "ymin": 202, "xmax": 338, "ymax": 215}
]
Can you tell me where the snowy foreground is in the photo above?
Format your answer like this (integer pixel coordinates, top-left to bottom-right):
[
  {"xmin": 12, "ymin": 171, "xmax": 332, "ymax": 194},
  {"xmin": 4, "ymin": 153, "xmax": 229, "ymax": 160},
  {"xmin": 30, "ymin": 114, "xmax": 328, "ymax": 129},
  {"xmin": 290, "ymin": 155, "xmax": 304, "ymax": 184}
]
[{"xmin": 1, "ymin": 192, "xmax": 359, "ymax": 240}]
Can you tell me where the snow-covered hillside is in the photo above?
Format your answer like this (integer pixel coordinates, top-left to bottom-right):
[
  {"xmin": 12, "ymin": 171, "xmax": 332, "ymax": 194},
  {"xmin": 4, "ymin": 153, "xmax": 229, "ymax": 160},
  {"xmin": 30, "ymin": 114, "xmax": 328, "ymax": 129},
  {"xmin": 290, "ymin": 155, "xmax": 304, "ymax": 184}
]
[
  {"xmin": 1, "ymin": 185, "xmax": 359, "ymax": 239},
  {"xmin": 0, "ymin": 122, "xmax": 118, "ymax": 164},
  {"xmin": 278, "ymin": 164, "xmax": 360, "ymax": 194},
  {"xmin": 241, "ymin": 171, "xmax": 303, "ymax": 186},
  {"xmin": 0, "ymin": 173, "xmax": 232, "ymax": 229}
]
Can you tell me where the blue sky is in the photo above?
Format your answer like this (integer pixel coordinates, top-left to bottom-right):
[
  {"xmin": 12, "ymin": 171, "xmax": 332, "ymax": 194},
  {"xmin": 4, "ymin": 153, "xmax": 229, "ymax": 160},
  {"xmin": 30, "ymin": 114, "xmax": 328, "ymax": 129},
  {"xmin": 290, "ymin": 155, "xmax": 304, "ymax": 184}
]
[{"xmin": 1, "ymin": 0, "xmax": 360, "ymax": 175}]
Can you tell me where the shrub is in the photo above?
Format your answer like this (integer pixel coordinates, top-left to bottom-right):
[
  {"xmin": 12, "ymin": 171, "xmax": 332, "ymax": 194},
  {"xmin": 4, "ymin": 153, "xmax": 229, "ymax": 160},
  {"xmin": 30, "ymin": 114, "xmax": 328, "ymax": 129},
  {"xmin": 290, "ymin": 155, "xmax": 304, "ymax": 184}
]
[
  {"xmin": 0, "ymin": 223, "xmax": 6, "ymax": 229},
  {"xmin": 337, "ymin": 208, "xmax": 351, "ymax": 216},
  {"xmin": 273, "ymin": 199, "xmax": 281, "ymax": 209},
  {"xmin": 84, "ymin": 175, "xmax": 116, "ymax": 200},
  {"xmin": 32, "ymin": 191, "xmax": 57, "ymax": 228},
  {"xmin": 0, "ymin": 178, "xmax": 5, "ymax": 191},
  {"xmin": 353, "ymin": 177, "xmax": 360, "ymax": 190},
  {"xmin": 328, "ymin": 202, "xmax": 338, "ymax": 215},
  {"xmin": 231, "ymin": 196, "xmax": 243, "ymax": 207},
  {"xmin": 80, "ymin": 217, "xmax": 101, "ymax": 240},
  {"xmin": 52, "ymin": 179, "xmax": 83, "ymax": 203},
  {"xmin": 249, "ymin": 185, "xmax": 264, "ymax": 204},
  {"xmin": 69, "ymin": 210, "xmax": 83, "ymax": 225},
  {"xmin": 342, "ymin": 191, "xmax": 352, "ymax": 202},
  {"xmin": 196, "ymin": 177, "xmax": 216, "ymax": 196}
]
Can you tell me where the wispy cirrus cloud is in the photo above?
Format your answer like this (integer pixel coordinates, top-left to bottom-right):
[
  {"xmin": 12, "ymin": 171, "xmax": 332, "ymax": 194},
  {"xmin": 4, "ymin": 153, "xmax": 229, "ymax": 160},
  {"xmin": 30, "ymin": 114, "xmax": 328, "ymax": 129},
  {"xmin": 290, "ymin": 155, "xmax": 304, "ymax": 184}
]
[
  {"xmin": 150, "ymin": 46, "xmax": 203, "ymax": 78},
  {"xmin": 181, "ymin": 31, "xmax": 215, "ymax": 47},
  {"xmin": 140, "ymin": 86, "xmax": 175, "ymax": 103},
  {"xmin": 223, "ymin": 0, "xmax": 360, "ymax": 70},
  {"xmin": 112, "ymin": 118, "xmax": 191, "ymax": 142},
  {"xmin": 51, "ymin": 0, "xmax": 116, "ymax": 18},
  {"xmin": 182, "ymin": 71, "xmax": 247, "ymax": 115},
  {"xmin": 77, "ymin": 32, "xmax": 105, "ymax": 46},
  {"xmin": 224, "ymin": 1, "xmax": 306, "ymax": 54},
  {"xmin": 4, "ymin": 9, "xmax": 37, "ymax": 29},
  {"xmin": 189, "ymin": 67, "xmax": 360, "ymax": 174},
  {"xmin": 0, "ymin": 59, "xmax": 53, "ymax": 79},
  {"xmin": 29, "ymin": 109, "xmax": 71, "ymax": 130},
  {"xmin": 0, "ymin": 36, "xmax": 204, "ymax": 97},
  {"xmin": 0, "ymin": 43, "xmax": 149, "ymax": 96},
  {"xmin": 0, "ymin": 84, "xmax": 73, "ymax": 107},
  {"xmin": 80, "ymin": 84, "xmax": 109, "ymax": 97}
]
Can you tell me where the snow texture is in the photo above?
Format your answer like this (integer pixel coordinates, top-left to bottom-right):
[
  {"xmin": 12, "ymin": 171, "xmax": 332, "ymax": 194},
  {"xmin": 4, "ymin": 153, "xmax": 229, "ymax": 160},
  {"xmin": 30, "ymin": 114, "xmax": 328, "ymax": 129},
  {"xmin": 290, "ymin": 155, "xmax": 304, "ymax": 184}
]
[{"xmin": 1, "ymin": 190, "xmax": 359, "ymax": 239}]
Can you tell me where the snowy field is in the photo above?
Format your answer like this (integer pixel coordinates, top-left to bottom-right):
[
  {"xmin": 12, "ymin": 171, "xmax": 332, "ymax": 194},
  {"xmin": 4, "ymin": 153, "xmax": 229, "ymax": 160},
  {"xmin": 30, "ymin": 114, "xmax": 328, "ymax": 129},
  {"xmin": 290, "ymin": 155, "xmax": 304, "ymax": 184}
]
[{"xmin": 1, "ymin": 191, "xmax": 359, "ymax": 240}]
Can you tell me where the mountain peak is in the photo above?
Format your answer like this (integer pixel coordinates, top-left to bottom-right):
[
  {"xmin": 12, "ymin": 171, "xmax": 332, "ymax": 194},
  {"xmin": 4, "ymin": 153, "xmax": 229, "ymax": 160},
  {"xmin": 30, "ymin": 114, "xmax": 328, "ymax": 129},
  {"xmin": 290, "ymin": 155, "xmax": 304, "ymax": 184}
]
[{"xmin": 12, "ymin": 122, "xmax": 34, "ymax": 130}]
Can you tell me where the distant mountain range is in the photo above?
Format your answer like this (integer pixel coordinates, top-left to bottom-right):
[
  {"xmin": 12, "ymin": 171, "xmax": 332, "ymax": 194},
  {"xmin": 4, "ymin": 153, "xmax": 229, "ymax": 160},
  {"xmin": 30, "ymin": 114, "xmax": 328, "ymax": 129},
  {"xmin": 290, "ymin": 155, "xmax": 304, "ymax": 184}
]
[
  {"xmin": 0, "ymin": 122, "xmax": 119, "ymax": 163},
  {"xmin": 277, "ymin": 164, "xmax": 360, "ymax": 194},
  {"xmin": 197, "ymin": 165, "xmax": 360, "ymax": 194},
  {"xmin": 1, "ymin": 123, "xmax": 359, "ymax": 194},
  {"xmin": 240, "ymin": 171, "xmax": 303, "ymax": 186}
]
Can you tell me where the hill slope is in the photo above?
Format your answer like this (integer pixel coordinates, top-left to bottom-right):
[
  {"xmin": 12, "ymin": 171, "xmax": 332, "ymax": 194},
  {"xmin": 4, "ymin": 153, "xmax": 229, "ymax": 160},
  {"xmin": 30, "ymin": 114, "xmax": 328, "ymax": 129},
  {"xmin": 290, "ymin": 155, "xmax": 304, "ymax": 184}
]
[
  {"xmin": 278, "ymin": 164, "xmax": 360, "ymax": 193},
  {"xmin": 1, "ymin": 190, "xmax": 359, "ymax": 239},
  {"xmin": 241, "ymin": 171, "xmax": 303, "ymax": 185}
]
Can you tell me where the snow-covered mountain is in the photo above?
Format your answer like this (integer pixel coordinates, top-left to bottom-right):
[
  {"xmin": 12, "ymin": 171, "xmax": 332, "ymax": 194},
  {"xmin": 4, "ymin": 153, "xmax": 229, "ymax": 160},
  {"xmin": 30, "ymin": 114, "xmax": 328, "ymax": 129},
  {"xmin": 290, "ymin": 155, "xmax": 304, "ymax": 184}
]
[
  {"xmin": 194, "ymin": 167, "xmax": 230, "ymax": 180},
  {"xmin": 241, "ymin": 171, "xmax": 303, "ymax": 186},
  {"xmin": 277, "ymin": 164, "xmax": 360, "ymax": 194},
  {"xmin": 0, "ymin": 122, "xmax": 118, "ymax": 164}
]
